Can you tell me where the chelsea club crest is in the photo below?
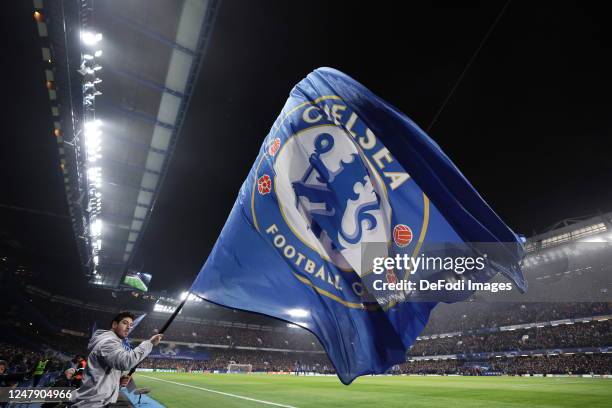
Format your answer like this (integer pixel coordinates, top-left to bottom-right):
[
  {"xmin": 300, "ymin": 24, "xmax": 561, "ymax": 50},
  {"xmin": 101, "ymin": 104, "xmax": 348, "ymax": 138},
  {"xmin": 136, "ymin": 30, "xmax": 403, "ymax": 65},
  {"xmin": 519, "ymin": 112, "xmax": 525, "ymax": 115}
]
[{"xmin": 251, "ymin": 96, "xmax": 429, "ymax": 308}]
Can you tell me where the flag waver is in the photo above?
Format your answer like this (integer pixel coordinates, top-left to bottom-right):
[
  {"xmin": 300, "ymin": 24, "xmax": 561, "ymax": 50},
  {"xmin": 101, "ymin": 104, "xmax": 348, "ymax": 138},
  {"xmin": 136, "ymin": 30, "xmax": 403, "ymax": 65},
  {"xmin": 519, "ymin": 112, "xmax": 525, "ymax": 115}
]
[{"xmin": 190, "ymin": 67, "xmax": 525, "ymax": 384}]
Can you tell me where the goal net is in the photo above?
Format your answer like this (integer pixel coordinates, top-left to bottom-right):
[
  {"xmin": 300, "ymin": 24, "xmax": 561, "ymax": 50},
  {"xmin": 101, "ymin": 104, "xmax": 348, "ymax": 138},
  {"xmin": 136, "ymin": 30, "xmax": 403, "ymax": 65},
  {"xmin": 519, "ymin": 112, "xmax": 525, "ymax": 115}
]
[{"xmin": 227, "ymin": 363, "xmax": 253, "ymax": 374}]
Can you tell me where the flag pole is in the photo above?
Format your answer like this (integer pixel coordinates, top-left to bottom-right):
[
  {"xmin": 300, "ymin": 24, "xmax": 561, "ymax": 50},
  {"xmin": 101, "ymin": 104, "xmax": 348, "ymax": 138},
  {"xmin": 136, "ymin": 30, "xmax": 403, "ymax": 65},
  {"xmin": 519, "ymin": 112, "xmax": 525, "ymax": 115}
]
[
  {"xmin": 127, "ymin": 293, "xmax": 190, "ymax": 376},
  {"xmin": 158, "ymin": 294, "xmax": 189, "ymax": 335}
]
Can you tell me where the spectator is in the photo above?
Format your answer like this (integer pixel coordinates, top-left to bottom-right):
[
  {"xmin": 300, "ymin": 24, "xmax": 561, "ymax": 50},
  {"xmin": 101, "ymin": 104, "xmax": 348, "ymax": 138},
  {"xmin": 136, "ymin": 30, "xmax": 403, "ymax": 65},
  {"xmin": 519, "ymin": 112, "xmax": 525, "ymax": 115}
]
[{"xmin": 72, "ymin": 311, "xmax": 163, "ymax": 407}]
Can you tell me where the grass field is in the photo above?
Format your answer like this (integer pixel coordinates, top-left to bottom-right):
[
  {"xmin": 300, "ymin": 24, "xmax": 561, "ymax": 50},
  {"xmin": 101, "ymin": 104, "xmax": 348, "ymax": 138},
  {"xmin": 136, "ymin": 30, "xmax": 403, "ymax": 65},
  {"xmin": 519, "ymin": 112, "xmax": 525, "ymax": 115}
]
[{"xmin": 133, "ymin": 372, "xmax": 612, "ymax": 408}]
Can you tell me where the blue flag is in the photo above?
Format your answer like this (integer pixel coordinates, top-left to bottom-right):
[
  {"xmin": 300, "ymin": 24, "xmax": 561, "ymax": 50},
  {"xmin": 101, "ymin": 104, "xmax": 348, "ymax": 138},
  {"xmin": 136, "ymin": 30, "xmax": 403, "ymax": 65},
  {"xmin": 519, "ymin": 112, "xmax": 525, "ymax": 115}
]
[{"xmin": 190, "ymin": 67, "xmax": 525, "ymax": 384}]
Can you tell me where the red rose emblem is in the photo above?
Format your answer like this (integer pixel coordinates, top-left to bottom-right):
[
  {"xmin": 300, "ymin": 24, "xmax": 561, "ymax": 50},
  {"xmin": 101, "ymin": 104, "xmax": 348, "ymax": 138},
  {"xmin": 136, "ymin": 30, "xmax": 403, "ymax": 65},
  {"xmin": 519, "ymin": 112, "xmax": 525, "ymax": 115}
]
[{"xmin": 257, "ymin": 174, "xmax": 272, "ymax": 195}]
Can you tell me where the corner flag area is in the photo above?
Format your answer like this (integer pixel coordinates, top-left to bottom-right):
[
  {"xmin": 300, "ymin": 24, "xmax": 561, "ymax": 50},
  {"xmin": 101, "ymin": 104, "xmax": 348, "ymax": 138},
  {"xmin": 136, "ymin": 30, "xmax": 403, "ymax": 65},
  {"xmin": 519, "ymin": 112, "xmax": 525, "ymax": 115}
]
[{"xmin": 133, "ymin": 373, "xmax": 612, "ymax": 408}]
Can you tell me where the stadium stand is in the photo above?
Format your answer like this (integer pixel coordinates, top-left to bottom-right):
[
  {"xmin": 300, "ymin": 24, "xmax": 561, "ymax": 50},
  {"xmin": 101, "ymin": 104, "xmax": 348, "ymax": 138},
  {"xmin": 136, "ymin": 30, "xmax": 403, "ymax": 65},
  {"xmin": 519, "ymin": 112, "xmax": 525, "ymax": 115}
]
[
  {"xmin": 1, "ymin": 213, "xmax": 611, "ymax": 379},
  {"xmin": 1, "ymin": 282, "xmax": 610, "ymax": 376}
]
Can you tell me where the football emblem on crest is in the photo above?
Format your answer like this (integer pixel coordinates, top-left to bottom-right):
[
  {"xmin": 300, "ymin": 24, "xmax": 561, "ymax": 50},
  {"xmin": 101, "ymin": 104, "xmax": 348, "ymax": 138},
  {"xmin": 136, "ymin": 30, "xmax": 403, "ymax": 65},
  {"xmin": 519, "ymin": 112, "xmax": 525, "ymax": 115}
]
[{"xmin": 393, "ymin": 224, "xmax": 413, "ymax": 247}]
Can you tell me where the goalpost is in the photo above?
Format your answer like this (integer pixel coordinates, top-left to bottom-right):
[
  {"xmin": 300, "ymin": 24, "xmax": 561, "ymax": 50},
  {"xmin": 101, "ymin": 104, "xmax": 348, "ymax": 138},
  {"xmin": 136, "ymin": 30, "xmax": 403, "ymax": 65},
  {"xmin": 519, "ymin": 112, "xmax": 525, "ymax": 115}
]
[{"xmin": 227, "ymin": 363, "xmax": 253, "ymax": 374}]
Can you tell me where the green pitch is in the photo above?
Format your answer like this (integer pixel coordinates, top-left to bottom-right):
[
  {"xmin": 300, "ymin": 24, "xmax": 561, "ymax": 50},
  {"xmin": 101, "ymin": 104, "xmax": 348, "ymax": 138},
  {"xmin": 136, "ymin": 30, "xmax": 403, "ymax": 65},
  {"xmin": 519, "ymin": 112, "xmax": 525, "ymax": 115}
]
[{"xmin": 133, "ymin": 372, "xmax": 612, "ymax": 408}]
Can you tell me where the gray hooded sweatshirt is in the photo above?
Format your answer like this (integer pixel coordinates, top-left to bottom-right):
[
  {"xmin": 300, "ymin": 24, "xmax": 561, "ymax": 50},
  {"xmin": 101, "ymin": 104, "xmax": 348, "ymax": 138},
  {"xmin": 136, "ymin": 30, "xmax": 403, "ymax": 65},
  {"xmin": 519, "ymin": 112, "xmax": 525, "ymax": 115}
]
[{"xmin": 72, "ymin": 329, "xmax": 153, "ymax": 407}]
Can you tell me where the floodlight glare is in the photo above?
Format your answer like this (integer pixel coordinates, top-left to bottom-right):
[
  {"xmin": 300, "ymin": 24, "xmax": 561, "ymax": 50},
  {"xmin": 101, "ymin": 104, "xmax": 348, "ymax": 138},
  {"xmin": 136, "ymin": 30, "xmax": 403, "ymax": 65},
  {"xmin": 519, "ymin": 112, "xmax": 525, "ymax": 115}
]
[
  {"xmin": 84, "ymin": 121, "xmax": 102, "ymax": 146},
  {"xmin": 180, "ymin": 291, "xmax": 203, "ymax": 302},
  {"xmin": 81, "ymin": 31, "xmax": 102, "ymax": 46},
  {"xmin": 91, "ymin": 219, "xmax": 103, "ymax": 237},
  {"xmin": 87, "ymin": 167, "xmax": 102, "ymax": 188},
  {"xmin": 78, "ymin": 67, "xmax": 95, "ymax": 76},
  {"xmin": 84, "ymin": 119, "xmax": 102, "ymax": 130},
  {"xmin": 94, "ymin": 50, "xmax": 103, "ymax": 57},
  {"xmin": 287, "ymin": 308, "xmax": 309, "ymax": 318}
]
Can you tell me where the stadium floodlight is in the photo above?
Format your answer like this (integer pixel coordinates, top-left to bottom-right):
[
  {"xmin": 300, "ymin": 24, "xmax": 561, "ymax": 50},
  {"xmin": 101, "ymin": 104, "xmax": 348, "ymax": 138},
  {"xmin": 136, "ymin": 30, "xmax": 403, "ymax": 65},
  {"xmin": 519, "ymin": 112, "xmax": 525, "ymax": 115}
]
[
  {"xmin": 85, "ymin": 85, "xmax": 102, "ymax": 96},
  {"xmin": 91, "ymin": 219, "xmax": 103, "ymax": 237},
  {"xmin": 84, "ymin": 119, "xmax": 102, "ymax": 130},
  {"xmin": 85, "ymin": 88, "xmax": 103, "ymax": 97},
  {"xmin": 180, "ymin": 291, "xmax": 203, "ymax": 302},
  {"xmin": 154, "ymin": 303, "xmax": 176, "ymax": 313},
  {"xmin": 287, "ymin": 308, "xmax": 309, "ymax": 318},
  {"xmin": 85, "ymin": 131, "xmax": 102, "ymax": 162},
  {"xmin": 78, "ymin": 67, "xmax": 95, "ymax": 76},
  {"xmin": 94, "ymin": 50, "xmax": 103, "ymax": 57},
  {"xmin": 81, "ymin": 31, "xmax": 102, "ymax": 46},
  {"xmin": 87, "ymin": 167, "xmax": 102, "ymax": 188},
  {"xmin": 580, "ymin": 235, "xmax": 606, "ymax": 243}
]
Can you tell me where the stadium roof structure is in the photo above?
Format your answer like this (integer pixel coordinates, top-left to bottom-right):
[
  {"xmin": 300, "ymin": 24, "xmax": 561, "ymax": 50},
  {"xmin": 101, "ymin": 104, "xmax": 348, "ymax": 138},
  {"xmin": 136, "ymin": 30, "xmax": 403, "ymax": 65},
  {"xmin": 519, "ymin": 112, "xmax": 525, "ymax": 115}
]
[
  {"xmin": 33, "ymin": 0, "xmax": 219, "ymax": 289},
  {"xmin": 525, "ymin": 211, "xmax": 612, "ymax": 253}
]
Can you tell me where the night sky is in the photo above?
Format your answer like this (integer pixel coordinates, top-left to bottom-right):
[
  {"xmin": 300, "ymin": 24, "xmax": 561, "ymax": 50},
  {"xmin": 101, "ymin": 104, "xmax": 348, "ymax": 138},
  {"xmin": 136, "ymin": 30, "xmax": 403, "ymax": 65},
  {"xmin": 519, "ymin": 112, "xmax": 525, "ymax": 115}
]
[{"xmin": 2, "ymin": 1, "xmax": 611, "ymax": 297}]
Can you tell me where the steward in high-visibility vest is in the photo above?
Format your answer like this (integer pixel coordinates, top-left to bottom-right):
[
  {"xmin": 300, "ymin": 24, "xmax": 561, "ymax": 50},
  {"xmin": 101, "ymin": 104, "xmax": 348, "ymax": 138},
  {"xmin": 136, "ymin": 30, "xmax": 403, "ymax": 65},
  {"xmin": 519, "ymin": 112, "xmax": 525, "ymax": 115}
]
[{"xmin": 32, "ymin": 358, "xmax": 49, "ymax": 386}]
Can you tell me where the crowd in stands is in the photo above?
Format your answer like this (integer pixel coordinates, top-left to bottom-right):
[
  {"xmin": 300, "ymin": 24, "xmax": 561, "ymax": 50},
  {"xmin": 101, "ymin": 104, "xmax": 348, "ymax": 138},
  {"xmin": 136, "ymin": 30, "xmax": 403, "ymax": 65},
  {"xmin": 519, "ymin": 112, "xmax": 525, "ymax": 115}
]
[
  {"xmin": 138, "ymin": 350, "xmax": 333, "ymax": 373},
  {"xmin": 21, "ymin": 292, "xmax": 611, "ymax": 352},
  {"xmin": 0, "ymin": 342, "xmax": 86, "ymax": 391},
  {"xmin": 422, "ymin": 302, "xmax": 611, "ymax": 335},
  {"xmin": 1, "ymin": 287, "xmax": 609, "ymax": 380},
  {"xmin": 394, "ymin": 359, "xmax": 461, "ymax": 375},
  {"xmin": 489, "ymin": 354, "xmax": 612, "ymax": 375},
  {"xmin": 137, "ymin": 351, "xmax": 612, "ymax": 376},
  {"xmin": 410, "ymin": 320, "xmax": 612, "ymax": 356},
  {"xmin": 0, "ymin": 343, "xmax": 43, "ymax": 387},
  {"xmin": 132, "ymin": 302, "xmax": 611, "ymax": 348},
  {"xmin": 18, "ymin": 295, "xmax": 322, "ymax": 351},
  {"xmin": 130, "ymin": 319, "xmax": 321, "ymax": 351},
  {"xmin": 396, "ymin": 354, "xmax": 612, "ymax": 375}
]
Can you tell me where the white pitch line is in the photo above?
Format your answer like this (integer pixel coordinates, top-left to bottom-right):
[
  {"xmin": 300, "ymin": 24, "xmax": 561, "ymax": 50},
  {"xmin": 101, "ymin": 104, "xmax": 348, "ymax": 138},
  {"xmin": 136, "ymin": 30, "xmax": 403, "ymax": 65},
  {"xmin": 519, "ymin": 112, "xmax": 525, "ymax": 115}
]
[{"xmin": 140, "ymin": 375, "xmax": 298, "ymax": 408}]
